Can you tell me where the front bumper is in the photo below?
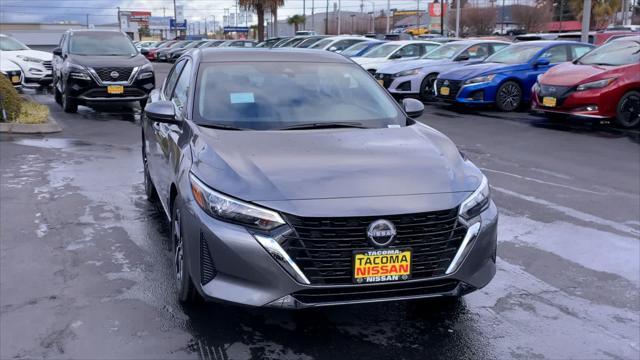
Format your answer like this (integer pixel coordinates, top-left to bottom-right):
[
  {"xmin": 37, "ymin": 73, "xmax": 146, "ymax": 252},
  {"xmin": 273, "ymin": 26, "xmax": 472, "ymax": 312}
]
[
  {"xmin": 18, "ymin": 63, "xmax": 52, "ymax": 87},
  {"xmin": 66, "ymin": 72, "xmax": 155, "ymax": 104},
  {"xmin": 531, "ymin": 84, "xmax": 617, "ymax": 119},
  {"xmin": 181, "ymin": 192, "xmax": 498, "ymax": 309},
  {"xmin": 376, "ymin": 73, "xmax": 423, "ymax": 96},
  {"xmin": 434, "ymin": 78, "xmax": 497, "ymax": 105}
]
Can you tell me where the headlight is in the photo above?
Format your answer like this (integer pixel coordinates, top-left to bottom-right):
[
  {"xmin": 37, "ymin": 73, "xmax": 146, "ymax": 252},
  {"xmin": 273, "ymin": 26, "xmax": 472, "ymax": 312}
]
[
  {"xmin": 394, "ymin": 68, "xmax": 421, "ymax": 77},
  {"xmin": 190, "ymin": 173, "xmax": 286, "ymax": 231},
  {"xmin": 459, "ymin": 175, "xmax": 490, "ymax": 220},
  {"xmin": 16, "ymin": 55, "xmax": 43, "ymax": 64},
  {"xmin": 66, "ymin": 64, "xmax": 91, "ymax": 81},
  {"xmin": 576, "ymin": 78, "xmax": 616, "ymax": 91},
  {"xmin": 464, "ymin": 74, "xmax": 496, "ymax": 85},
  {"xmin": 536, "ymin": 74, "xmax": 543, "ymax": 83},
  {"xmin": 138, "ymin": 63, "xmax": 154, "ymax": 80}
]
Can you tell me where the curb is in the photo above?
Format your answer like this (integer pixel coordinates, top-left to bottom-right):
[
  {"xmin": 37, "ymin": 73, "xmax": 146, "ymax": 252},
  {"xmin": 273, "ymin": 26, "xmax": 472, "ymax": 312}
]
[{"xmin": 0, "ymin": 112, "xmax": 62, "ymax": 134}]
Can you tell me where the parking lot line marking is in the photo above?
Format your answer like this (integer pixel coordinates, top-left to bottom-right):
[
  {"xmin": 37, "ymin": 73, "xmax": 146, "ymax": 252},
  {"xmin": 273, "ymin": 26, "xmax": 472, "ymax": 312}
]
[
  {"xmin": 481, "ymin": 168, "xmax": 607, "ymax": 195},
  {"xmin": 492, "ymin": 186, "xmax": 640, "ymax": 237}
]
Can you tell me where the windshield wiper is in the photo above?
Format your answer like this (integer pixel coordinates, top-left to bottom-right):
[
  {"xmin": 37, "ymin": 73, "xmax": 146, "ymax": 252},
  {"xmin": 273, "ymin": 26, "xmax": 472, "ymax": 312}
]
[
  {"xmin": 277, "ymin": 122, "xmax": 368, "ymax": 130},
  {"xmin": 197, "ymin": 123, "xmax": 246, "ymax": 131}
]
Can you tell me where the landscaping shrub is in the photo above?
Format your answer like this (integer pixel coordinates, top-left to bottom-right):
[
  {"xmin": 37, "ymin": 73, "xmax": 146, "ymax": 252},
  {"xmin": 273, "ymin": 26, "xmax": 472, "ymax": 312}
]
[{"xmin": 0, "ymin": 74, "xmax": 21, "ymax": 122}]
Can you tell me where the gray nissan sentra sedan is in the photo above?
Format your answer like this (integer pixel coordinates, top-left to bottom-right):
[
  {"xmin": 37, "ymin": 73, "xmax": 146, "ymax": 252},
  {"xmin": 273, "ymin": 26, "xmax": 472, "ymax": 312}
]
[{"xmin": 142, "ymin": 48, "xmax": 497, "ymax": 308}]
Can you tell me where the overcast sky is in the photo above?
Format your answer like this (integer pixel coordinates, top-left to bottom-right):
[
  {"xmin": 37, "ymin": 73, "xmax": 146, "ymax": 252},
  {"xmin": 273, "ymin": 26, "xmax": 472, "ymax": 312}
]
[{"xmin": 0, "ymin": 0, "xmax": 514, "ymax": 25}]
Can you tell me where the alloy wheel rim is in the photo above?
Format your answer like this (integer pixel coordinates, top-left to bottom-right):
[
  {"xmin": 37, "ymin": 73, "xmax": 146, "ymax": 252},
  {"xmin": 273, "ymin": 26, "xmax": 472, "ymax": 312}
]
[
  {"xmin": 620, "ymin": 95, "xmax": 640, "ymax": 126},
  {"xmin": 174, "ymin": 209, "xmax": 183, "ymax": 284},
  {"xmin": 500, "ymin": 84, "xmax": 520, "ymax": 110}
]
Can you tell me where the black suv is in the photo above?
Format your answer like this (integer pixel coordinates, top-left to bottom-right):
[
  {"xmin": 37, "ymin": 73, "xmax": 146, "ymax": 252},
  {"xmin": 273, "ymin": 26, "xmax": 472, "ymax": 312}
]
[{"xmin": 52, "ymin": 30, "xmax": 155, "ymax": 113}]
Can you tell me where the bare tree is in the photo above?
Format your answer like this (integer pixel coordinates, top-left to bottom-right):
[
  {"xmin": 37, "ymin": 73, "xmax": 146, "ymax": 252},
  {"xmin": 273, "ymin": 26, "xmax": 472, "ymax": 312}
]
[
  {"xmin": 512, "ymin": 1, "xmax": 553, "ymax": 32},
  {"xmin": 458, "ymin": 7, "xmax": 497, "ymax": 36}
]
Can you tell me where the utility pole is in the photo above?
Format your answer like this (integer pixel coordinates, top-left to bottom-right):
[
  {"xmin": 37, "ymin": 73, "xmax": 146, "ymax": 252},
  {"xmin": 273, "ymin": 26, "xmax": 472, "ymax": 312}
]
[
  {"xmin": 581, "ymin": 0, "xmax": 591, "ymax": 43},
  {"xmin": 204, "ymin": 18, "xmax": 208, "ymax": 38},
  {"xmin": 173, "ymin": 0, "xmax": 178, "ymax": 38},
  {"xmin": 86, "ymin": 14, "xmax": 89, "ymax": 29},
  {"xmin": 455, "ymin": 0, "xmax": 461, "ymax": 37},
  {"xmin": 303, "ymin": 0, "xmax": 306, "ymax": 30},
  {"xmin": 117, "ymin": 7, "xmax": 122, "ymax": 31},
  {"xmin": 417, "ymin": 0, "xmax": 421, "ymax": 30},
  {"xmin": 325, "ymin": 0, "xmax": 329, "ymax": 34},
  {"xmin": 559, "ymin": 0, "xmax": 564, "ymax": 32},
  {"xmin": 337, "ymin": 0, "xmax": 341, "ymax": 34},
  {"xmin": 312, "ymin": 0, "xmax": 315, "ymax": 30},
  {"xmin": 386, "ymin": 0, "xmax": 390, "ymax": 34},
  {"xmin": 441, "ymin": 0, "xmax": 445, "ymax": 36}
]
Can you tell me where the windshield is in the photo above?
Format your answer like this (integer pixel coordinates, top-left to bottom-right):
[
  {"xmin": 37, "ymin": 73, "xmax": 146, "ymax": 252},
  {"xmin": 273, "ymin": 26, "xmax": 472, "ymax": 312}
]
[
  {"xmin": 0, "ymin": 36, "xmax": 29, "ymax": 51},
  {"xmin": 485, "ymin": 43, "xmax": 545, "ymax": 64},
  {"xmin": 309, "ymin": 38, "xmax": 333, "ymax": 49},
  {"xmin": 423, "ymin": 43, "xmax": 466, "ymax": 59},
  {"xmin": 69, "ymin": 32, "xmax": 137, "ymax": 56},
  {"xmin": 342, "ymin": 41, "xmax": 376, "ymax": 56},
  {"xmin": 196, "ymin": 62, "xmax": 402, "ymax": 130},
  {"xmin": 362, "ymin": 44, "xmax": 401, "ymax": 58},
  {"xmin": 577, "ymin": 39, "xmax": 640, "ymax": 66}
]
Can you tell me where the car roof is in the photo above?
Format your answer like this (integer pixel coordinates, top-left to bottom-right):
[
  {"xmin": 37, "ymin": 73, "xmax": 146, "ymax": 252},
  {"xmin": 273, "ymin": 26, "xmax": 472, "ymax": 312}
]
[
  {"xmin": 198, "ymin": 48, "xmax": 353, "ymax": 64},
  {"xmin": 510, "ymin": 40, "xmax": 590, "ymax": 46},
  {"xmin": 451, "ymin": 39, "xmax": 510, "ymax": 45}
]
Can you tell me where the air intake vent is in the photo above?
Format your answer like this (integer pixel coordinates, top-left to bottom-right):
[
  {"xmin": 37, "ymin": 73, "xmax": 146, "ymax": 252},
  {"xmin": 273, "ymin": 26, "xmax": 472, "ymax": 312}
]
[{"xmin": 200, "ymin": 233, "xmax": 217, "ymax": 285}]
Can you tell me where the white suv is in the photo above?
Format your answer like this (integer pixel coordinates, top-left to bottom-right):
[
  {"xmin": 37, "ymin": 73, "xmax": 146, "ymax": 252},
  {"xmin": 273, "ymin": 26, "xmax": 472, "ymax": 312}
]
[{"xmin": 0, "ymin": 34, "xmax": 53, "ymax": 87}]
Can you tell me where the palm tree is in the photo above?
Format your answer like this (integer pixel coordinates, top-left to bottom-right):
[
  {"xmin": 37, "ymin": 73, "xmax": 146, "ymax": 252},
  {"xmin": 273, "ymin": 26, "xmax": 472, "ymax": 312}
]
[
  {"xmin": 239, "ymin": 0, "xmax": 284, "ymax": 42},
  {"xmin": 287, "ymin": 14, "xmax": 306, "ymax": 33},
  {"xmin": 568, "ymin": 0, "xmax": 621, "ymax": 29}
]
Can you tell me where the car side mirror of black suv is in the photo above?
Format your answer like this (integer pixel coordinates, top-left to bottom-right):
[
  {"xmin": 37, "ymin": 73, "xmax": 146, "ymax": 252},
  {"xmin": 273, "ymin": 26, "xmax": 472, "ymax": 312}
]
[
  {"xmin": 53, "ymin": 47, "xmax": 63, "ymax": 57},
  {"xmin": 145, "ymin": 101, "xmax": 181, "ymax": 125}
]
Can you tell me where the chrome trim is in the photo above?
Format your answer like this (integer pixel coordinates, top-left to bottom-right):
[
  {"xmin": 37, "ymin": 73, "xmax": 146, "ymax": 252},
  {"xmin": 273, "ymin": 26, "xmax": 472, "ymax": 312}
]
[
  {"xmin": 254, "ymin": 234, "xmax": 311, "ymax": 285},
  {"xmin": 445, "ymin": 222, "xmax": 481, "ymax": 275}
]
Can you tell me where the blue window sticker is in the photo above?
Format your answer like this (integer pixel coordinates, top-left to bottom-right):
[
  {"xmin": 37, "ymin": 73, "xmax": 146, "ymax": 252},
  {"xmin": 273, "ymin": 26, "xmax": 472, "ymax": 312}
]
[{"xmin": 230, "ymin": 92, "xmax": 255, "ymax": 104}]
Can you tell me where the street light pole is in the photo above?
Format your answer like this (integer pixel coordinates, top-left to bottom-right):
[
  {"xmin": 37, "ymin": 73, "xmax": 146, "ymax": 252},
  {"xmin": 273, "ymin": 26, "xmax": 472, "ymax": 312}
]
[
  {"xmin": 173, "ymin": 0, "xmax": 178, "ymax": 38},
  {"xmin": 117, "ymin": 7, "xmax": 121, "ymax": 31},
  {"xmin": 337, "ymin": 0, "xmax": 341, "ymax": 35},
  {"xmin": 386, "ymin": 0, "xmax": 390, "ymax": 34},
  {"xmin": 581, "ymin": 0, "xmax": 591, "ymax": 43},
  {"xmin": 455, "ymin": 0, "xmax": 461, "ymax": 37},
  {"xmin": 325, "ymin": 0, "xmax": 329, "ymax": 34}
]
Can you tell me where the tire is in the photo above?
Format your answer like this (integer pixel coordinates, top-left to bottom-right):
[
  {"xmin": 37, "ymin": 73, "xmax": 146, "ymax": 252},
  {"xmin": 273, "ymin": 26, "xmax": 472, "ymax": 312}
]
[
  {"xmin": 172, "ymin": 198, "xmax": 199, "ymax": 303},
  {"xmin": 615, "ymin": 91, "xmax": 640, "ymax": 129},
  {"xmin": 61, "ymin": 84, "xmax": 78, "ymax": 113},
  {"xmin": 53, "ymin": 82, "xmax": 62, "ymax": 105},
  {"xmin": 142, "ymin": 140, "xmax": 157, "ymax": 202},
  {"xmin": 496, "ymin": 81, "xmax": 522, "ymax": 112},
  {"xmin": 419, "ymin": 73, "xmax": 438, "ymax": 102}
]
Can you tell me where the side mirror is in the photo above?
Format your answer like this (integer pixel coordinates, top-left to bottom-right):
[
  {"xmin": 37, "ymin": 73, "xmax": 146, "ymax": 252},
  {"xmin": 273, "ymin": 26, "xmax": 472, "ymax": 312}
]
[
  {"xmin": 328, "ymin": 46, "xmax": 338, "ymax": 52},
  {"xmin": 456, "ymin": 54, "xmax": 470, "ymax": 61},
  {"xmin": 52, "ymin": 47, "xmax": 62, "ymax": 57},
  {"xmin": 534, "ymin": 58, "xmax": 550, "ymax": 67},
  {"xmin": 389, "ymin": 53, "xmax": 402, "ymax": 59},
  {"xmin": 144, "ymin": 101, "xmax": 180, "ymax": 124},
  {"xmin": 402, "ymin": 98, "xmax": 424, "ymax": 118},
  {"xmin": 140, "ymin": 48, "xmax": 149, "ymax": 55}
]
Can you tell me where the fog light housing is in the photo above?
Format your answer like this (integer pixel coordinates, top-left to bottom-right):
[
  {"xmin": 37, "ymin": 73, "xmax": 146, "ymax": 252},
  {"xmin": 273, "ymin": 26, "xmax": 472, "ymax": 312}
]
[
  {"xmin": 265, "ymin": 295, "xmax": 299, "ymax": 308},
  {"xmin": 586, "ymin": 105, "xmax": 598, "ymax": 112},
  {"xmin": 468, "ymin": 90, "xmax": 484, "ymax": 101},
  {"xmin": 397, "ymin": 81, "xmax": 411, "ymax": 91}
]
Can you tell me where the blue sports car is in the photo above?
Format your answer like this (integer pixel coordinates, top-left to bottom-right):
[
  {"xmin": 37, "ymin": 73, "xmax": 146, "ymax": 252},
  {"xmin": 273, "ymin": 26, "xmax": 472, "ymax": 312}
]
[
  {"xmin": 434, "ymin": 41, "xmax": 594, "ymax": 111},
  {"xmin": 375, "ymin": 40, "xmax": 510, "ymax": 101},
  {"xmin": 340, "ymin": 40, "xmax": 386, "ymax": 57}
]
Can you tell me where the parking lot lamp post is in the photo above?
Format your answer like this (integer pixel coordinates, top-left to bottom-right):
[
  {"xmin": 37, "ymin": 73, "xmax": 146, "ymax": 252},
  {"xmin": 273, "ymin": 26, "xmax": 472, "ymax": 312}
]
[
  {"xmin": 338, "ymin": 0, "xmax": 342, "ymax": 34},
  {"xmin": 581, "ymin": 0, "xmax": 591, "ymax": 43},
  {"xmin": 455, "ymin": 0, "xmax": 461, "ymax": 37},
  {"xmin": 441, "ymin": 0, "xmax": 445, "ymax": 35}
]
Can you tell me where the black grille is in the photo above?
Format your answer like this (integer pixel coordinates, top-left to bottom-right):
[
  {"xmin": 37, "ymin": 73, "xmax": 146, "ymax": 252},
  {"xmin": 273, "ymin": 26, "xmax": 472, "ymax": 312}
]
[
  {"xmin": 200, "ymin": 233, "xmax": 217, "ymax": 285},
  {"xmin": 293, "ymin": 279, "xmax": 459, "ymax": 304},
  {"xmin": 538, "ymin": 84, "xmax": 574, "ymax": 106},
  {"xmin": 436, "ymin": 79, "xmax": 462, "ymax": 100},
  {"xmin": 282, "ymin": 208, "xmax": 466, "ymax": 285},
  {"xmin": 42, "ymin": 61, "xmax": 52, "ymax": 71},
  {"xmin": 92, "ymin": 67, "xmax": 133, "ymax": 82},
  {"xmin": 375, "ymin": 73, "xmax": 394, "ymax": 88},
  {"xmin": 81, "ymin": 88, "xmax": 146, "ymax": 98}
]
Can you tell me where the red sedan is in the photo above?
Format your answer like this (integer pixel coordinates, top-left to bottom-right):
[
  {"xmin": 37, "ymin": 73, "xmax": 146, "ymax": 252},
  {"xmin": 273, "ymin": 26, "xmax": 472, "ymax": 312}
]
[{"xmin": 532, "ymin": 36, "xmax": 640, "ymax": 128}]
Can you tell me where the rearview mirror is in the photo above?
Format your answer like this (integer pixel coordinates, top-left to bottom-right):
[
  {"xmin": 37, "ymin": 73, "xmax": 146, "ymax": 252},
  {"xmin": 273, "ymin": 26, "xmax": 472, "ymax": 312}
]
[
  {"xmin": 52, "ymin": 47, "xmax": 62, "ymax": 57},
  {"xmin": 328, "ymin": 46, "xmax": 338, "ymax": 52},
  {"xmin": 402, "ymin": 98, "xmax": 424, "ymax": 118},
  {"xmin": 534, "ymin": 58, "xmax": 550, "ymax": 67},
  {"xmin": 144, "ymin": 101, "xmax": 180, "ymax": 124}
]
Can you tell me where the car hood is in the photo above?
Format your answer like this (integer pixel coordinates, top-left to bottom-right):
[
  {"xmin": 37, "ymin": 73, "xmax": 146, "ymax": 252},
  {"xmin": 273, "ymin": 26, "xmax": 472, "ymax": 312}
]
[
  {"xmin": 0, "ymin": 57, "xmax": 21, "ymax": 71},
  {"xmin": 377, "ymin": 59, "xmax": 442, "ymax": 74},
  {"xmin": 439, "ymin": 62, "xmax": 526, "ymax": 80},
  {"xmin": 540, "ymin": 62, "xmax": 619, "ymax": 86},
  {"xmin": 191, "ymin": 124, "xmax": 482, "ymax": 203},
  {"xmin": 0, "ymin": 49, "xmax": 52, "ymax": 61},
  {"xmin": 68, "ymin": 54, "xmax": 148, "ymax": 68}
]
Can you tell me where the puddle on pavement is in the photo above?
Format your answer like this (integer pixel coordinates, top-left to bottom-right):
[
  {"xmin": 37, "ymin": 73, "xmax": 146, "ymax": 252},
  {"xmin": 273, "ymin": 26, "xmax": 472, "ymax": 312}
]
[{"xmin": 13, "ymin": 138, "xmax": 93, "ymax": 149}]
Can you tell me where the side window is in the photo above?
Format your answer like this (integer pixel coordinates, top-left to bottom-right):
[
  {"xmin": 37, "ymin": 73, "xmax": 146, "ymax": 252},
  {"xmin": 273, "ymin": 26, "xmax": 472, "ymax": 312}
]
[
  {"xmin": 419, "ymin": 44, "xmax": 437, "ymax": 56},
  {"xmin": 163, "ymin": 60, "xmax": 185, "ymax": 100},
  {"xmin": 462, "ymin": 44, "xmax": 491, "ymax": 59},
  {"xmin": 397, "ymin": 44, "xmax": 420, "ymax": 58},
  {"xmin": 571, "ymin": 45, "xmax": 593, "ymax": 59},
  {"xmin": 490, "ymin": 43, "xmax": 509, "ymax": 54},
  {"xmin": 171, "ymin": 60, "xmax": 191, "ymax": 111},
  {"xmin": 540, "ymin": 45, "xmax": 569, "ymax": 63}
]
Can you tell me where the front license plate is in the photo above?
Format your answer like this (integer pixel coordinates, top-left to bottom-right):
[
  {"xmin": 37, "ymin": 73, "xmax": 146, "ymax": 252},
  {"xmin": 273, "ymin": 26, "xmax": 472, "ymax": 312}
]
[
  {"xmin": 377, "ymin": 79, "xmax": 384, "ymax": 86},
  {"xmin": 440, "ymin": 86, "xmax": 450, "ymax": 96},
  {"xmin": 542, "ymin": 96, "xmax": 557, "ymax": 107},
  {"xmin": 10, "ymin": 75, "xmax": 20, "ymax": 84},
  {"xmin": 107, "ymin": 85, "xmax": 124, "ymax": 94},
  {"xmin": 353, "ymin": 249, "xmax": 411, "ymax": 284}
]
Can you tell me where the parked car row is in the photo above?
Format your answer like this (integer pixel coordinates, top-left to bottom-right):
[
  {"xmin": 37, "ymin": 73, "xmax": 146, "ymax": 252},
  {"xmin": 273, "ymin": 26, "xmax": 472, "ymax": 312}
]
[
  {"xmin": 0, "ymin": 34, "xmax": 53, "ymax": 88},
  {"xmin": 143, "ymin": 39, "xmax": 257, "ymax": 62}
]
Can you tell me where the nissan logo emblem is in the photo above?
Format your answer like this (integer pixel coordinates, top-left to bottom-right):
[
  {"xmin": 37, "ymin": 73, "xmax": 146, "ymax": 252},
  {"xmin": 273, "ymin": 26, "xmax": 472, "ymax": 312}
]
[
  {"xmin": 367, "ymin": 219, "xmax": 397, "ymax": 247},
  {"xmin": 110, "ymin": 71, "xmax": 120, "ymax": 79},
  {"xmin": 443, "ymin": 80, "xmax": 449, "ymax": 86}
]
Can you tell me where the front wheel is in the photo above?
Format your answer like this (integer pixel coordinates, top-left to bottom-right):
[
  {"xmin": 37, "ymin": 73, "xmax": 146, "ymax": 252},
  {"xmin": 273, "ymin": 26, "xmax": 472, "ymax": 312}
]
[
  {"xmin": 615, "ymin": 91, "xmax": 640, "ymax": 129},
  {"xmin": 419, "ymin": 73, "xmax": 438, "ymax": 102},
  {"xmin": 172, "ymin": 198, "xmax": 199, "ymax": 303},
  {"xmin": 53, "ymin": 82, "xmax": 62, "ymax": 105},
  {"xmin": 496, "ymin": 81, "xmax": 522, "ymax": 112},
  {"xmin": 61, "ymin": 85, "xmax": 78, "ymax": 113}
]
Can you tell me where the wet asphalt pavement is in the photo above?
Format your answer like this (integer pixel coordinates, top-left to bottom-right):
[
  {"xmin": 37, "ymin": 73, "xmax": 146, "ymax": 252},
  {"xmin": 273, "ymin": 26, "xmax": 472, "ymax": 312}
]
[{"xmin": 1, "ymin": 62, "xmax": 639, "ymax": 360}]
